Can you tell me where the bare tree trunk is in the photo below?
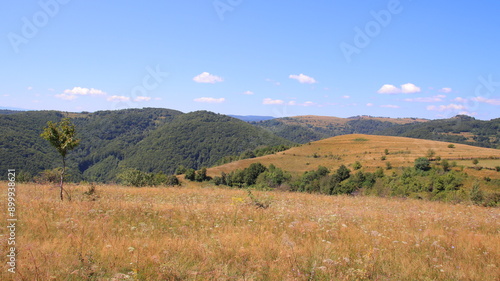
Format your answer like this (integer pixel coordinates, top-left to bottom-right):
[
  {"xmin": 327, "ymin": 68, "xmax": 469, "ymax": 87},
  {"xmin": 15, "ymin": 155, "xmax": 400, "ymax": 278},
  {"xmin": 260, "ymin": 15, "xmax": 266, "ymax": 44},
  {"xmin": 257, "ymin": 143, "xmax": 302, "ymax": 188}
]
[{"xmin": 60, "ymin": 157, "xmax": 65, "ymax": 201}]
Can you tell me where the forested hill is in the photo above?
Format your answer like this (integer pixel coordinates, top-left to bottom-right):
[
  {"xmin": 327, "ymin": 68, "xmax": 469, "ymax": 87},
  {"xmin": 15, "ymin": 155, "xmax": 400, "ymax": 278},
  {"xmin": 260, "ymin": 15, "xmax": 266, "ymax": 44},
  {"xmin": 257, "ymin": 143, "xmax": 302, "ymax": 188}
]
[
  {"xmin": 253, "ymin": 115, "xmax": 500, "ymax": 149},
  {"xmin": 376, "ymin": 115, "xmax": 500, "ymax": 148},
  {"xmin": 0, "ymin": 109, "xmax": 293, "ymax": 182}
]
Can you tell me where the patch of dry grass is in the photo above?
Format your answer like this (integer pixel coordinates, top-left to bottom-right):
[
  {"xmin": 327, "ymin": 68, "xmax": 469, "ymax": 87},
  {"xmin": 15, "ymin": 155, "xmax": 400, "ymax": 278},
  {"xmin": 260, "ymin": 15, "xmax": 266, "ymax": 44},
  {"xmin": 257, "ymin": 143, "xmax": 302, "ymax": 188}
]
[
  {"xmin": 1, "ymin": 183, "xmax": 499, "ymax": 280},
  {"xmin": 209, "ymin": 134, "xmax": 500, "ymax": 181}
]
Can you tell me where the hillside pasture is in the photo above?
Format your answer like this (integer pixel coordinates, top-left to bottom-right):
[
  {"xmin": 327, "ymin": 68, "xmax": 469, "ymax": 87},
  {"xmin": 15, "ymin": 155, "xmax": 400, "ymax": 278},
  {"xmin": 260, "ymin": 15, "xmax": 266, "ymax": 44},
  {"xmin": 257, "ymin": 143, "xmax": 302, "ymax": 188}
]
[{"xmin": 209, "ymin": 134, "xmax": 500, "ymax": 181}]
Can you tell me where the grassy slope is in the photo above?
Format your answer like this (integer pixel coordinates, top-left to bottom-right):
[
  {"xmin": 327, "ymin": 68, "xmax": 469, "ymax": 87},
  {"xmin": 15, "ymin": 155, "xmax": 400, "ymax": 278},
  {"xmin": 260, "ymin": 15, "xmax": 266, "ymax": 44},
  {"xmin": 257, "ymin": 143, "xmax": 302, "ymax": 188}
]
[
  {"xmin": 1, "ymin": 183, "xmax": 498, "ymax": 280},
  {"xmin": 209, "ymin": 134, "xmax": 500, "ymax": 180}
]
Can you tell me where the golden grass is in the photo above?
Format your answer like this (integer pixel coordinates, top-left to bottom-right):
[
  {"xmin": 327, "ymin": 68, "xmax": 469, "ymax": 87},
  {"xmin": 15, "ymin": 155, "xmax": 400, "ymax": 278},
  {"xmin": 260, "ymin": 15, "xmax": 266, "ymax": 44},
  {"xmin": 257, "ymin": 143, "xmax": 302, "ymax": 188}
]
[
  {"xmin": 1, "ymin": 183, "xmax": 499, "ymax": 280},
  {"xmin": 209, "ymin": 134, "xmax": 500, "ymax": 180}
]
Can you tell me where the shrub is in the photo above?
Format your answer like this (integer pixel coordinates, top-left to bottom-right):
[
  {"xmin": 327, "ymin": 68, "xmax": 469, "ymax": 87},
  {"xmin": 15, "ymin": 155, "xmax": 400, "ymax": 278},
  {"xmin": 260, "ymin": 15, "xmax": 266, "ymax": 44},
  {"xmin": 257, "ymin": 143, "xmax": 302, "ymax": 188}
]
[
  {"xmin": 470, "ymin": 182, "xmax": 484, "ymax": 205},
  {"xmin": 448, "ymin": 144, "xmax": 455, "ymax": 148},
  {"xmin": 385, "ymin": 162, "xmax": 392, "ymax": 170},
  {"xmin": 353, "ymin": 161, "xmax": 362, "ymax": 170},
  {"xmin": 414, "ymin": 157, "xmax": 431, "ymax": 171},
  {"xmin": 441, "ymin": 159, "xmax": 450, "ymax": 172}
]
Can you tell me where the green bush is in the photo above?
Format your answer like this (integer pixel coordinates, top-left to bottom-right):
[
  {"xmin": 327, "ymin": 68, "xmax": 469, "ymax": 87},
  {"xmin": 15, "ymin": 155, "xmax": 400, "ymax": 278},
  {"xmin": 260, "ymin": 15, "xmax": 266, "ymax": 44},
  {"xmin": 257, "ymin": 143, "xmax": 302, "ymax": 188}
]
[
  {"xmin": 414, "ymin": 157, "xmax": 431, "ymax": 171},
  {"xmin": 353, "ymin": 161, "xmax": 362, "ymax": 170}
]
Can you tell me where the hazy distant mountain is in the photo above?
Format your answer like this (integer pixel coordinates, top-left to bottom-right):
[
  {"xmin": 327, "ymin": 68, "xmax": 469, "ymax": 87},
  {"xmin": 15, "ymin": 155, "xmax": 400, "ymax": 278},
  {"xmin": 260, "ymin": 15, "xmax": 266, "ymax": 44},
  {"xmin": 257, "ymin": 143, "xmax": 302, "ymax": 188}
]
[{"xmin": 228, "ymin": 115, "xmax": 275, "ymax": 122}]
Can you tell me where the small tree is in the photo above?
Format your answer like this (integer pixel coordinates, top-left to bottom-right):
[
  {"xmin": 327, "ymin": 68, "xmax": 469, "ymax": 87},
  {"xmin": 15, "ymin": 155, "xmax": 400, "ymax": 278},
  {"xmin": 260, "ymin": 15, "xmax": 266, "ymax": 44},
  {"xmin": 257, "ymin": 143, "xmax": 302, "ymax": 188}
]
[
  {"xmin": 40, "ymin": 118, "xmax": 80, "ymax": 201},
  {"xmin": 426, "ymin": 149, "xmax": 436, "ymax": 159},
  {"xmin": 472, "ymin": 159, "xmax": 479, "ymax": 166}
]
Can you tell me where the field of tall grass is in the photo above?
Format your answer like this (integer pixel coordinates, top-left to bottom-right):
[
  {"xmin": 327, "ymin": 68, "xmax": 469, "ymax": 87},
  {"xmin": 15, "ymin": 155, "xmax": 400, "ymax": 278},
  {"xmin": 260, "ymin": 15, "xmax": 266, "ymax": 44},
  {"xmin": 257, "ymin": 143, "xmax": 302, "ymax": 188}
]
[{"xmin": 1, "ymin": 182, "xmax": 499, "ymax": 280}]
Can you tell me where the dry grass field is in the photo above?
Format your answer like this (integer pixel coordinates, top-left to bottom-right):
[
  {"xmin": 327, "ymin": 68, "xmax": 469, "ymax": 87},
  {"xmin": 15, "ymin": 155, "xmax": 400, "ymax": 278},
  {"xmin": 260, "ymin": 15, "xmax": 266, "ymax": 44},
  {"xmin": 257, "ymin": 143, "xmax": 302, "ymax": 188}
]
[
  {"xmin": 1, "ymin": 183, "xmax": 499, "ymax": 280},
  {"xmin": 209, "ymin": 134, "xmax": 500, "ymax": 180}
]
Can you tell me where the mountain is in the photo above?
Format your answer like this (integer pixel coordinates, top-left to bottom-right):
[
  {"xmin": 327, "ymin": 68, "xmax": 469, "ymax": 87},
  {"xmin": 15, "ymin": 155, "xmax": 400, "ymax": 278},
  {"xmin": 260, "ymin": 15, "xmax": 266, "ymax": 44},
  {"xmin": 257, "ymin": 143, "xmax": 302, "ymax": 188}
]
[
  {"xmin": 228, "ymin": 115, "xmax": 275, "ymax": 122},
  {"xmin": 0, "ymin": 108, "xmax": 293, "ymax": 182}
]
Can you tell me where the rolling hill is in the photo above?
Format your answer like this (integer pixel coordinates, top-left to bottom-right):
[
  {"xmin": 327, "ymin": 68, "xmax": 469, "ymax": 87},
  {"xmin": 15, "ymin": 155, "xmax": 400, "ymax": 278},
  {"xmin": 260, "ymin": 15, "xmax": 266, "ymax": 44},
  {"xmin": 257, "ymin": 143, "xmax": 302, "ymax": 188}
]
[
  {"xmin": 0, "ymin": 109, "xmax": 293, "ymax": 182},
  {"xmin": 208, "ymin": 134, "xmax": 500, "ymax": 180},
  {"xmin": 254, "ymin": 115, "xmax": 500, "ymax": 149}
]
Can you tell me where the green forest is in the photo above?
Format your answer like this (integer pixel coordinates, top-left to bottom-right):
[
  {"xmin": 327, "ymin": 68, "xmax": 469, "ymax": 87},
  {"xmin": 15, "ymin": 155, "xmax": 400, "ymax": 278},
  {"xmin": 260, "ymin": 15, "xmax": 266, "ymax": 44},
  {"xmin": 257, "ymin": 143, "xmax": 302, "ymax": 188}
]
[
  {"xmin": 254, "ymin": 115, "xmax": 500, "ymax": 148},
  {"xmin": 0, "ymin": 109, "xmax": 292, "ymax": 182},
  {"xmin": 1, "ymin": 109, "xmax": 499, "ymax": 184}
]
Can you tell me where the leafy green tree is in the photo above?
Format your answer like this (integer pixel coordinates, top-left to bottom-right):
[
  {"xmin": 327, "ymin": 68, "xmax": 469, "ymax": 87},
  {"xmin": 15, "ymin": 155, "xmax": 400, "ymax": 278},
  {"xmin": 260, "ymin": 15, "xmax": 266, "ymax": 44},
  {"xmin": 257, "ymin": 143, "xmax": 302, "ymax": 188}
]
[
  {"xmin": 243, "ymin": 163, "xmax": 267, "ymax": 186},
  {"xmin": 40, "ymin": 118, "xmax": 80, "ymax": 200},
  {"xmin": 414, "ymin": 157, "xmax": 431, "ymax": 171},
  {"xmin": 185, "ymin": 169, "xmax": 196, "ymax": 181},
  {"xmin": 195, "ymin": 167, "xmax": 210, "ymax": 182},
  {"xmin": 166, "ymin": 175, "xmax": 180, "ymax": 186}
]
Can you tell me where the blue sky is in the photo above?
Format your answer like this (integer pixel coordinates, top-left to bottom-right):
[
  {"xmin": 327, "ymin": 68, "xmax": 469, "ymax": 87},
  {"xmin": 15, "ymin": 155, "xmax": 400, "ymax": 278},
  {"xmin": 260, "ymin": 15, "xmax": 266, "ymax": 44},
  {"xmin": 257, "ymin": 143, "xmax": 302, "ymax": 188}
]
[{"xmin": 1, "ymin": 0, "xmax": 499, "ymax": 120}]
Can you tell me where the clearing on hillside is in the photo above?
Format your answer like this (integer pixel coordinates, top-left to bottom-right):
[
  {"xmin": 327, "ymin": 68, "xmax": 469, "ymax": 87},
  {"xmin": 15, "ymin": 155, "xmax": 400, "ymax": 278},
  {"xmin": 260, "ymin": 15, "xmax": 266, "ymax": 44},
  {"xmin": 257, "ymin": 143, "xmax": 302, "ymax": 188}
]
[{"xmin": 208, "ymin": 134, "xmax": 500, "ymax": 180}]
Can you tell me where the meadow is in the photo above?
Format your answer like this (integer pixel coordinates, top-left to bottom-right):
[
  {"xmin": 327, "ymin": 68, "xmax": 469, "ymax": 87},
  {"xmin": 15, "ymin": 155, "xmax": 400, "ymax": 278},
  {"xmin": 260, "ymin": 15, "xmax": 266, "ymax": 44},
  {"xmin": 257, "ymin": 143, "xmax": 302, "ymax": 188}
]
[{"xmin": 1, "ymin": 182, "xmax": 499, "ymax": 280}]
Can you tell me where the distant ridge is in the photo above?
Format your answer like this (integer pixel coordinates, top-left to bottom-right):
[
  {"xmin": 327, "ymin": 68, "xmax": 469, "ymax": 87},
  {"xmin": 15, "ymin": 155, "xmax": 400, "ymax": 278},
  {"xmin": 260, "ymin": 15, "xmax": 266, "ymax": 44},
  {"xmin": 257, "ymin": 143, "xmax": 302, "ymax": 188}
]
[{"xmin": 229, "ymin": 115, "xmax": 275, "ymax": 122}]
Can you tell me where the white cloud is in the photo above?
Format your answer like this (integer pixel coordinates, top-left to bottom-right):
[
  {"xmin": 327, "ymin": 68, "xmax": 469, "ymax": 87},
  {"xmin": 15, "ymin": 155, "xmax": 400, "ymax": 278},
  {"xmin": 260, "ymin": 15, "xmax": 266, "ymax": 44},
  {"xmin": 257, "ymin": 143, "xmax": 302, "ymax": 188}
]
[
  {"xmin": 193, "ymin": 72, "xmax": 223, "ymax": 84},
  {"xmin": 453, "ymin": 97, "xmax": 467, "ymax": 103},
  {"xmin": 366, "ymin": 103, "xmax": 374, "ymax": 107},
  {"xmin": 289, "ymin": 74, "xmax": 317, "ymax": 84},
  {"xmin": 439, "ymin": 87, "xmax": 452, "ymax": 93},
  {"xmin": 342, "ymin": 95, "xmax": 350, "ymax": 99},
  {"xmin": 401, "ymin": 83, "xmax": 421, "ymax": 94},
  {"xmin": 55, "ymin": 93, "xmax": 78, "ymax": 100},
  {"xmin": 64, "ymin": 87, "xmax": 106, "ymax": 96},
  {"xmin": 377, "ymin": 84, "xmax": 401, "ymax": 94},
  {"xmin": 134, "ymin": 96, "xmax": 151, "ymax": 102},
  {"xmin": 265, "ymin": 78, "xmax": 281, "ymax": 86},
  {"xmin": 404, "ymin": 95, "xmax": 445, "ymax": 103},
  {"xmin": 377, "ymin": 83, "xmax": 421, "ymax": 94},
  {"xmin": 243, "ymin": 91, "xmax": 254, "ymax": 95},
  {"xmin": 56, "ymin": 87, "xmax": 107, "ymax": 100},
  {"xmin": 380, "ymin": 104, "xmax": 400, "ymax": 108},
  {"xmin": 302, "ymin": 101, "xmax": 316, "ymax": 107},
  {"xmin": 288, "ymin": 101, "xmax": 297, "ymax": 106},
  {"xmin": 27, "ymin": 86, "xmax": 33, "ymax": 90},
  {"xmin": 263, "ymin": 98, "xmax": 284, "ymax": 105},
  {"xmin": 471, "ymin": 96, "xmax": 500, "ymax": 105},
  {"xmin": 107, "ymin": 95, "xmax": 130, "ymax": 102},
  {"xmin": 426, "ymin": 104, "xmax": 466, "ymax": 112},
  {"xmin": 194, "ymin": 97, "xmax": 225, "ymax": 103}
]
